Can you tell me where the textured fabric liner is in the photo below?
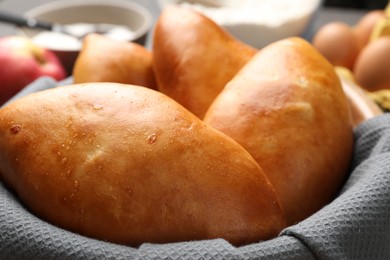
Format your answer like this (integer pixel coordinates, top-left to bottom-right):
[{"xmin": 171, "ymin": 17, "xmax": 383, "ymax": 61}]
[{"xmin": 1, "ymin": 77, "xmax": 390, "ymax": 259}]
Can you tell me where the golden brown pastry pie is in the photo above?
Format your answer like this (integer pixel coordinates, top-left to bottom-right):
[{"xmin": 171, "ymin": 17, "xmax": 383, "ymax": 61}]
[
  {"xmin": 73, "ymin": 33, "xmax": 157, "ymax": 90},
  {"xmin": 0, "ymin": 83, "xmax": 286, "ymax": 246},
  {"xmin": 153, "ymin": 6, "xmax": 257, "ymax": 118},
  {"xmin": 204, "ymin": 37, "xmax": 354, "ymax": 225}
]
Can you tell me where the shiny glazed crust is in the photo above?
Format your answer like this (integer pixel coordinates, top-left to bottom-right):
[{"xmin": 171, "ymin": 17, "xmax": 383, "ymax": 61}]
[
  {"xmin": 153, "ymin": 6, "xmax": 257, "ymax": 119},
  {"xmin": 204, "ymin": 37, "xmax": 354, "ymax": 225},
  {"xmin": 0, "ymin": 83, "xmax": 286, "ymax": 246}
]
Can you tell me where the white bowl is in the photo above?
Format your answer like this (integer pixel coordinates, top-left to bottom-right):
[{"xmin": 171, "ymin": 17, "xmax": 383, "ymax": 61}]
[
  {"xmin": 157, "ymin": 0, "xmax": 323, "ymax": 48},
  {"xmin": 18, "ymin": 0, "xmax": 153, "ymax": 75}
]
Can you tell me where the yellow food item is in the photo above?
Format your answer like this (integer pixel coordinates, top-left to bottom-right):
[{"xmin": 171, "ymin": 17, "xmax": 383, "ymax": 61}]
[
  {"xmin": 370, "ymin": 17, "xmax": 390, "ymax": 42},
  {"xmin": 368, "ymin": 90, "xmax": 390, "ymax": 112}
]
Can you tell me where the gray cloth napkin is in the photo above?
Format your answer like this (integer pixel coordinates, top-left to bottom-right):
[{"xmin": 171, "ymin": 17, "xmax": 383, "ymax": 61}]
[{"xmin": 1, "ymin": 77, "xmax": 390, "ymax": 260}]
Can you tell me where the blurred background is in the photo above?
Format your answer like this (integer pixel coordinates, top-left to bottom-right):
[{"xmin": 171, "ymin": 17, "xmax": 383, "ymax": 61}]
[{"xmin": 325, "ymin": 0, "xmax": 388, "ymax": 9}]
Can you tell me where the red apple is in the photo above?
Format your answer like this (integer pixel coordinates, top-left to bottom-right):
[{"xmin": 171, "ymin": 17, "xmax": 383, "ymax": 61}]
[{"xmin": 0, "ymin": 36, "xmax": 66, "ymax": 105}]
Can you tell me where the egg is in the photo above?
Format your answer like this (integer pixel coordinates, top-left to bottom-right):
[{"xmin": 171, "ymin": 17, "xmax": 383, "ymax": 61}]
[
  {"xmin": 353, "ymin": 36, "xmax": 390, "ymax": 91},
  {"xmin": 312, "ymin": 22, "xmax": 360, "ymax": 70},
  {"xmin": 354, "ymin": 10, "xmax": 386, "ymax": 48}
]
